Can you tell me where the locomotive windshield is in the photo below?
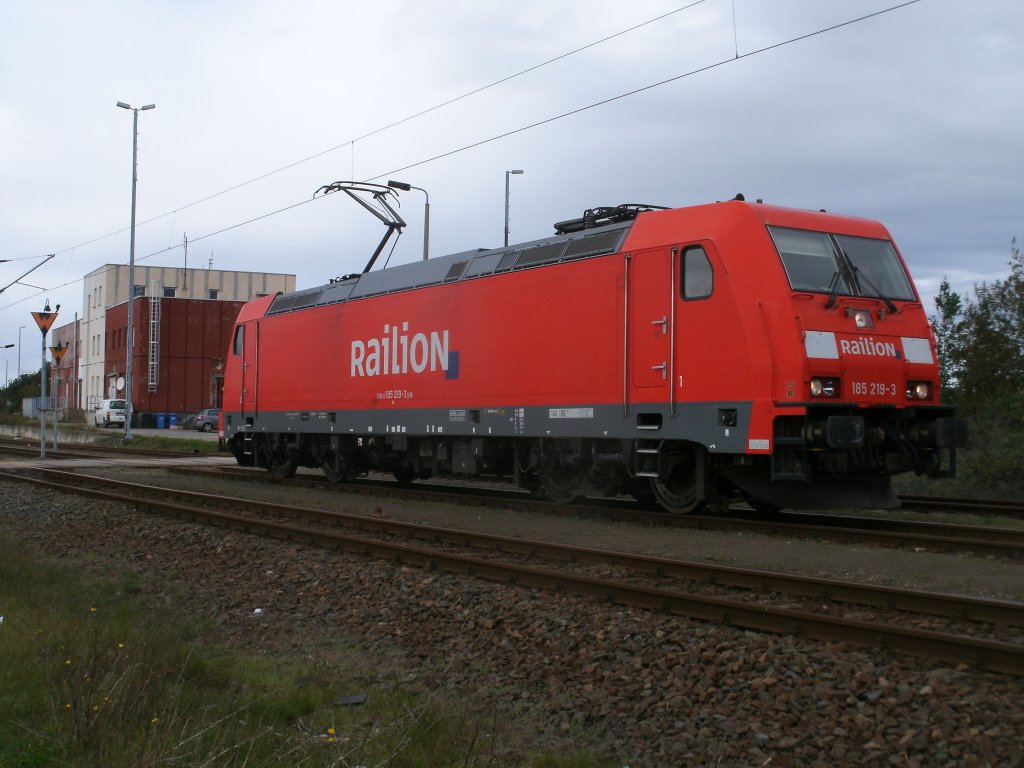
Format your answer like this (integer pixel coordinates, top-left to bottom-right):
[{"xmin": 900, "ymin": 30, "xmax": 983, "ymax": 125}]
[{"xmin": 768, "ymin": 226, "xmax": 916, "ymax": 302}]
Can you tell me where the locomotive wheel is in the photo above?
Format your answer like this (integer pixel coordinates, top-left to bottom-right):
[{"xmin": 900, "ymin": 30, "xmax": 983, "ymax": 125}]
[
  {"xmin": 650, "ymin": 475, "xmax": 703, "ymax": 514},
  {"xmin": 540, "ymin": 464, "xmax": 583, "ymax": 504},
  {"xmin": 650, "ymin": 448, "xmax": 705, "ymax": 514},
  {"xmin": 264, "ymin": 436, "xmax": 298, "ymax": 480},
  {"xmin": 322, "ymin": 453, "xmax": 348, "ymax": 483}
]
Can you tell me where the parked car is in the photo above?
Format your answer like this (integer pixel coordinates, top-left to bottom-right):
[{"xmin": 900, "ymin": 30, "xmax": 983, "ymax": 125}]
[
  {"xmin": 195, "ymin": 408, "xmax": 220, "ymax": 432},
  {"xmin": 94, "ymin": 399, "xmax": 127, "ymax": 428}
]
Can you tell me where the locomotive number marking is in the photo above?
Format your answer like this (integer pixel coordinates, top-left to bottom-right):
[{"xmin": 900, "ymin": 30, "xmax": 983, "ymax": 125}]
[
  {"xmin": 851, "ymin": 381, "xmax": 897, "ymax": 397},
  {"xmin": 375, "ymin": 389, "xmax": 414, "ymax": 401}
]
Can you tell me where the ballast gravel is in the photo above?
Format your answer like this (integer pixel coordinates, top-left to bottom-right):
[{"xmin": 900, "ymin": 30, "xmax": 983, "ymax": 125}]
[{"xmin": 2, "ymin": 475, "xmax": 1023, "ymax": 767}]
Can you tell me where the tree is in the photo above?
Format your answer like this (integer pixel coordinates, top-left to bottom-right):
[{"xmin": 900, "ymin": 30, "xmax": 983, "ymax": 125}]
[
  {"xmin": 0, "ymin": 370, "xmax": 43, "ymax": 415},
  {"xmin": 929, "ymin": 241, "xmax": 1024, "ymax": 496},
  {"xmin": 952, "ymin": 240, "xmax": 1024, "ymax": 415},
  {"xmin": 930, "ymin": 277, "xmax": 963, "ymax": 402}
]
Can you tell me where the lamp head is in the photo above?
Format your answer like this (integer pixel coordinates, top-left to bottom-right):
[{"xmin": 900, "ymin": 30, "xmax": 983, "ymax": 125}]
[
  {"xmin": 387, "ymin": 180, "xmax": 412, "ymax": 191},
  {"xmin": 116, "ymin": 101, "xmax": 131, "ymax": 109},
  {"xmin": 509, "ymin": 169, "xmax": 524, "ymax": 175}
]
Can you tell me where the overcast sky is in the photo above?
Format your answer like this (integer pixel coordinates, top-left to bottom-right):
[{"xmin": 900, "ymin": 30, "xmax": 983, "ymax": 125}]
[{"xmin": 1, "ymin": 0, "xmax": 1021, "ymax": 376}]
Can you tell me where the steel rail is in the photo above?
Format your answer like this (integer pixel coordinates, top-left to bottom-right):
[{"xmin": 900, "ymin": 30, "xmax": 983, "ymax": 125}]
[
  {"xmin": 4, "ymin": 468, "xmax": 1024, "ymax": 674},
  {"xmin": 0, "ymin": 443, "xmax": 110, "ymax": 461},
  {"xmin": 43, "ymin": 468, "xmax": 1024, "ymax": 628},
  {"xmin": 898, "ymin": 494, "xmax": 1024, "ymax": 519},
  {"xmin": 0, "ymin": 437, "xmax": 204, "ymax": 460},
  {"xmin": 176, "ymin": 465, "xmax": 1024, "ymax": 559}
]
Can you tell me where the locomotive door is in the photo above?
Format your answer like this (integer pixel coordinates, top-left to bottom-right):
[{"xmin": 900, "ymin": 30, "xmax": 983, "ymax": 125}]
[
  {"xmin": 240, "ymin": 320, "xmax": 258, "ymax": 421},
  {"xmin": 629, "ymin": 248, "xmax": 674, "ymax": 391}
]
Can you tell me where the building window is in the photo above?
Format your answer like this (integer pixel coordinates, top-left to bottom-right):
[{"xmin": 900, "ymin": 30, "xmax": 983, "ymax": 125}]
[
  {"xmin": 163, "ymin": 287, "xmax": 176, "ymax": 298},
  {"xmin": 209, "ymin": 289, "xmax": 219, "ymax": 300},
  {"xmin": 133, "ymin": 285, "xmax": 145, "ymax": 297}
]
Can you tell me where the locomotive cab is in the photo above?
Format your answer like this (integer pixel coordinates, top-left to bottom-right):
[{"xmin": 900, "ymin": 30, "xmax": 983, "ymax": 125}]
[{"xmin": 717, "ymin": 211, "xmax": 967, "ymax": 509}]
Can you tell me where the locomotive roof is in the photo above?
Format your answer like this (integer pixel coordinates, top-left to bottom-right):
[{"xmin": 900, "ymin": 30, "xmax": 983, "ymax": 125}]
[{"xmin": 266, "ymin": 219, "xmax": 633, "ymax": 316}]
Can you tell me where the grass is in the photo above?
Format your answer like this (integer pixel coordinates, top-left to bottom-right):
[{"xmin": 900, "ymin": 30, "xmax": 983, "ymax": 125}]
[
  {"xmin": 0, "ymin": 536, "xmax": 615, "ymax": 768},
  {"xmin": 112, "ymin": 433, "xmax": 222, "ymax": 454}
]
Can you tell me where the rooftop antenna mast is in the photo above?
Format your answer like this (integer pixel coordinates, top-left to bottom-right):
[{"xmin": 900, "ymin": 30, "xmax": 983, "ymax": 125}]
[{"xmin": 315, "ymin": 181, "xmax": 406, "ymax": 273}]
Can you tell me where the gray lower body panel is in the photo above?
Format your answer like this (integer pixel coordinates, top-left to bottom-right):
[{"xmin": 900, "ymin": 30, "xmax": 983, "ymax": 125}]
[{"xmin": 224, "ymin": 401, "xmax": 754, "ymax": 453}]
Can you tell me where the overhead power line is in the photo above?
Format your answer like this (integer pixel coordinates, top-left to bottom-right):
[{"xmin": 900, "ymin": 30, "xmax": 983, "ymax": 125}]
[
  {"xmin": 22, "ymin": 1, "xmax": 710, "ymax": 266},
  {"xmin": 367, "ymin": 0, "xmax": 923, "ymax": 182},
  {"xmin": 3, "ymin": 0, "xmax": 921, "ymax": 314}
]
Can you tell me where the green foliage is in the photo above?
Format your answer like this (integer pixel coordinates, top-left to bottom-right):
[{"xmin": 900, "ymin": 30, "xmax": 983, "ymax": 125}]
[
  {"xmin": 114, "ymin": 434, "xmax": 222, "ymax": 454},
  {"xmin": 929, "ymin": 239, "xmax": 1024, "ymax": 495},
  {"xmin": 1, "ymin": 369, "xmax": 43, "ymax": 415},
  {"xmin": 930, "ymin": 277, "xmax": 963, "ymax": 402}
]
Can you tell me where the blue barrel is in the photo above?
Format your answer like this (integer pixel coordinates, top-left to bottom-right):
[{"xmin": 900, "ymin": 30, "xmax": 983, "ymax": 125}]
[
  {"xmin": 156, "ymin": 413, "xmax": 166, "ymax": 429},
  {"xmin": 169, "ymin": 413, "xmax": 177, "ymax": 428}
]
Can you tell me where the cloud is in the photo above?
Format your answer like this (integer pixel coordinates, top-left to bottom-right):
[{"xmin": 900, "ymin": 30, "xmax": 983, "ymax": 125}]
[{"xmin": 1, "ymin": 0, "xmax": 1022, "ymax": 369}]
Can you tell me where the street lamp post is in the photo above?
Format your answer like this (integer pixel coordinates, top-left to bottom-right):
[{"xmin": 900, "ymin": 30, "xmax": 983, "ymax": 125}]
[
  {"xmin": 117, "ymin": 100, "xmax": 156, "ymax": 441},
  {"xmin": 2, "ymin": 343, "xmax": 13, "ymax": 386},
  {"xmin": 386, "ymin": 180, "xmax": 430, "ymax": 260},
  {"xmin": 504, "ymin": 169, "xmax": 524, "ymax": 247},
  {"xmin": 18, "ymin": 325, "xmax": 25, "ymax": 378}
]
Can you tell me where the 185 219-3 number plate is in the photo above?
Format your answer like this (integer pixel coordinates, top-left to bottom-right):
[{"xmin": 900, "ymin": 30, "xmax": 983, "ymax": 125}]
[{"xmin": 851, "ymin": 381, "xmax": 897, "ymax": 397}]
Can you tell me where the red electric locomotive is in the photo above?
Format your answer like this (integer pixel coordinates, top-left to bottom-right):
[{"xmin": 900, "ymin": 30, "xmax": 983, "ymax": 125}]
[{"xmin": 221, "ymin": 185, "xmax": 965, "ymax": 512}]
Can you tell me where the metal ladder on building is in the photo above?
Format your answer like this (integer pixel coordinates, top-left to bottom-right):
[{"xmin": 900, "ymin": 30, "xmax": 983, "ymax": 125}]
[{"xmin": 148, "ymin": 293, "xmax": 160, "ymax": 392}]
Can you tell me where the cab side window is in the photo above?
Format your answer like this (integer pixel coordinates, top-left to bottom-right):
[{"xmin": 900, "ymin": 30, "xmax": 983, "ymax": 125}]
[
  {"xmin": 682, "ymin": 245, "xmax": 713, "ymax": 300},
  {"xmin": 232, "ymin": 325, "xmax": 244, "ymax": 355}
]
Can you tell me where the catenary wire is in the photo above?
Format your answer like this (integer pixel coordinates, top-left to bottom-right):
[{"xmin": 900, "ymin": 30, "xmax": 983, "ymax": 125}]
[
  {"xmin": 16, "ymin": 1, "xmax": 711, "ymax": 267},
  {"xmin": 2, "ymin": 0, "xmax": 921, "ymax": 315}
]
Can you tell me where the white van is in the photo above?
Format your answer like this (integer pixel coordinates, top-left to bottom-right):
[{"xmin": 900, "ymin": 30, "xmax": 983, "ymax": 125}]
[{"xmin": 94, "ymin": 399, "xmax": 127, "ymax": 427}]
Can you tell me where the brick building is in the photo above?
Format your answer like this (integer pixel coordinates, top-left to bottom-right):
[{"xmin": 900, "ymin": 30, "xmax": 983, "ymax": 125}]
[{"xmin": 51, "ymin": 264, "xmax": 295, "ymax": 422}]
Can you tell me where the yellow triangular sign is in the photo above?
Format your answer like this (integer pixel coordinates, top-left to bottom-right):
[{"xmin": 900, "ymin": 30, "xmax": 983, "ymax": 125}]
[{"xmin": 31, "ymin": 311, "xmax": 58, "ymax": 334}]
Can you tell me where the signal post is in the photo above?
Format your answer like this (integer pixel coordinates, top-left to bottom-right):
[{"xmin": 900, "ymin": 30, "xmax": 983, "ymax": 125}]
[
  {"xmin": 50, "ymin": 342, "xmax": 68, "ymax": 451},
  {"xmin": 30, "ymin": 302, "xmax": 59, "ymax": 459}
]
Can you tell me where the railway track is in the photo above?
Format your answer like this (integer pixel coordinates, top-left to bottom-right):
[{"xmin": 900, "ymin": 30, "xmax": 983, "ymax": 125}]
[
  {"xmin": 4, "ymin": 466, "xmax": 1023, "ymax": 675},
  {"xmin": 169, "ymin": 465, "xmax": 1024, "ymax": 560},
  {"xmin": 898, "ymin": 493, "xmax": 1024, "ymax": 519},
  {"xmin": 0, "ymin": 436, "xmax": 206, "ymax": 461}
]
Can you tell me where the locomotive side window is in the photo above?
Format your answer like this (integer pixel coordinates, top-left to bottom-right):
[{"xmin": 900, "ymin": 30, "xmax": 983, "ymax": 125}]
[
  {"xmin": 682, "ymin": 246, "xmax": 713, "ymax": 299},
  {"xmin": 232, "ymin": 325, "xmax": 244, "ymax": 355},
  {"xmin": 769, "ymin": 227, "xmax": 850, "ymax": 294}
]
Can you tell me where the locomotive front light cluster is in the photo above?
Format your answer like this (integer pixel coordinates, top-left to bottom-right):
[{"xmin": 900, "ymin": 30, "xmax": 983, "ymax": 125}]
[
  {"xmin": 810, "ymin": 377, "xmax": 840, "ymax": 398},
  {"xmin": 845, "ymin": 307, "xmax": 875, "ymax": 329},
  {"xmin": 906, "ymin": 380, "xmax": 933, "ymax": 401}
]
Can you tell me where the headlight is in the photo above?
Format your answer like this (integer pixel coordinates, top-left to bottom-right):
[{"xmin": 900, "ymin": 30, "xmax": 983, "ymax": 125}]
[
  {"xmin": 906, "ymin": 381, "xmax": 932, "ymax": 400},
  {"xmin": 845, "ymin": 307, "xmax": 875, "ymax": 329},
  {"xmin": 810, "ymin": 377, "xmax": 839, "ymax": 398}
]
